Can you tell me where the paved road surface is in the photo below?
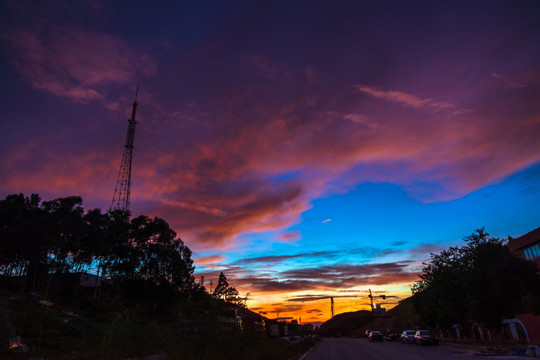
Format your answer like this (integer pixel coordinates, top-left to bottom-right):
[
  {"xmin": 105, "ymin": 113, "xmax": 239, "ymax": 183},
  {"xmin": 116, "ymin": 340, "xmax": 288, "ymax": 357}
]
[{"xmin": 303, "ymin": 338, "xmax": 524, "ymax": 360}]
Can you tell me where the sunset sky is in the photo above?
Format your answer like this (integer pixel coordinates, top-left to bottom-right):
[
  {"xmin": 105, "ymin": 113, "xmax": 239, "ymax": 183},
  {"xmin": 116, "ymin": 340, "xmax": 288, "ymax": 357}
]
[{"xmin": 1, "ymin": 1, "xmax": 540, "ymax": 323}]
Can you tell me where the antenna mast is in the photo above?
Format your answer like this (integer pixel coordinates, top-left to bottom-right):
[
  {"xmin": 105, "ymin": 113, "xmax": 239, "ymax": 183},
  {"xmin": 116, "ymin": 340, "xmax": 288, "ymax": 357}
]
[{"xmin": 110, "ymin": 86, "xmax": 138, "ymax": 213}]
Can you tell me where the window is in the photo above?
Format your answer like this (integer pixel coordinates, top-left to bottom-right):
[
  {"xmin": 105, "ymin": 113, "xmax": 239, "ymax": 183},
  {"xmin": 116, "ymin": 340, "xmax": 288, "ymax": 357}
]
[
  {"xmin": 502, "ymin": 323, "xmax": 513, "ymax": 340},
  {"xmin": 523, "ymin": 243, "xmax": 540, "ymax": 260},
  {"xmin": 516, "ymin": 322, "xmax": 528, "ymax": 342}
]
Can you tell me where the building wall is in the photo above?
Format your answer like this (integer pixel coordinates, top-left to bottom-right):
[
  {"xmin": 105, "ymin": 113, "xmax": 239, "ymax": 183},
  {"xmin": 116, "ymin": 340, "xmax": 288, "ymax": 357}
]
[
  {"xmin": 508, "ymin": 227, "xmax": 540, "ymax": 268},
  {"xmin": 516, "ymin": 313, "xmax": 540, "ymax": 344},
  {"xmin": 507, "ymin": 227, "xmax": 540, "ymax": 344}
]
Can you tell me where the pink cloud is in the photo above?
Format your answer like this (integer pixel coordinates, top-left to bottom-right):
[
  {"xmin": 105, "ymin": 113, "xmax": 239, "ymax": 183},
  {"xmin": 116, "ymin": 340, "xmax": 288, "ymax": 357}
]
[
  {"xmin": 355, "ymin": 85, "xmax": 456, "ymax": 111},
  {"xmin": 279, "ymin": 231, "xmax": 301, "ymax": 242},
  {"xmin": 491, "ymin": 72, "xmax": 527, "ymax": 89},
  {"xmin": 4, "ymin": 28, "xmax": 155, "ymax": 106},
  {"xmin": 1, "ymin": 139, "xmax": 119, "ymax": 209}
]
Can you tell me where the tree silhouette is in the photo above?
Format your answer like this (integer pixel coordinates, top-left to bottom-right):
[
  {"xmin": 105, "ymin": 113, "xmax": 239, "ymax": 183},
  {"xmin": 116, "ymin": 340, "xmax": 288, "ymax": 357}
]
[
  {"xmin": 412, "ymin": 228, "xmax": 540, "ymax": 328},
  {"xmin": 213, "ymin": 272, "xmax": 230, "ymax": 300},
  {"xmin": 0, "ymin": 193, "xmax": 48, "ymax": 292},
  {"xmin": 212, "ymin": 272, "xmax": 244, "ymax": 306},
  {"xmin": 0, "ymin": 193, "xmax": 199, "ymax": 309}
]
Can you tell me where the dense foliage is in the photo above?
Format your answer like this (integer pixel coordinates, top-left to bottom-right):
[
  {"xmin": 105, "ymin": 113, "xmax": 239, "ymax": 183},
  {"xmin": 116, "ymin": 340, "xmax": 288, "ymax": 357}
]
[
  {"xmin": 412, "ymin": 228, "xmax": 540, "ymax": 329},
  {"xmin": 0, "ymin": 193, "xmax": 206, "ymax": 311}
]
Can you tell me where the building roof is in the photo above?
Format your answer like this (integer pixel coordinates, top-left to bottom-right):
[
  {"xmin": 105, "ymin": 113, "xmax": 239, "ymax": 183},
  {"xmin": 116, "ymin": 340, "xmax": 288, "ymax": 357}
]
[{"xmin": 508, "ymin": 227, "xmax": 540, "ymax": 252}]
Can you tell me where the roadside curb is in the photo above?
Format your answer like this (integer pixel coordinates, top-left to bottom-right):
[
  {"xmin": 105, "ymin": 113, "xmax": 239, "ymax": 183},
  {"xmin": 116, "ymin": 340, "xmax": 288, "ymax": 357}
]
[{"xmin": 296, "ymin": 338, "xmax": 323, "ymax": 360}]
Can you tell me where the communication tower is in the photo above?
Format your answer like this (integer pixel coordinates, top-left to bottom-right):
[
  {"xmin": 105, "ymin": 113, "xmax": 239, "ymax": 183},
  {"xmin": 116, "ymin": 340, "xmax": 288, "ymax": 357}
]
[{"xmin": 110, "ymin": 87, "xmax": 139, "ymax": 213}]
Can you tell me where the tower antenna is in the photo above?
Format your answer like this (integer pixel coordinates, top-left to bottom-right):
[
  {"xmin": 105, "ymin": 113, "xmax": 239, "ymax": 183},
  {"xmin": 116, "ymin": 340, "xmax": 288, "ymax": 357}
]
[{"xmin": 110, "ymin": 86, "xmax": 139, "ymax": 213}]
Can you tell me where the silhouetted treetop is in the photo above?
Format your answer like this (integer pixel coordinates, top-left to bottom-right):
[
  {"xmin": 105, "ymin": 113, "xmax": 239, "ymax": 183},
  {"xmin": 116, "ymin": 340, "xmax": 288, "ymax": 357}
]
[
  {"xmin": 412, "ymin": 228, "xmax": 540, "ymax": 328},
  {"xmin": 0, "ymin": 193, "xmax": 196, "ymax": 302}
]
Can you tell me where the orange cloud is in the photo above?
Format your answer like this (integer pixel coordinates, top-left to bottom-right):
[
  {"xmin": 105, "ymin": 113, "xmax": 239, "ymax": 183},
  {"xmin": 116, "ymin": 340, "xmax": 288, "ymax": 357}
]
[{"xmin": 193, "ymin": 255, "xmax": 225, "ymax": 267}]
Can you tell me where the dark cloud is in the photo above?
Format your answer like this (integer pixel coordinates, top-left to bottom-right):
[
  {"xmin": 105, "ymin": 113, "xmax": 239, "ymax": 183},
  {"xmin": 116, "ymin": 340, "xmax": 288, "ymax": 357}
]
[
  {"xmin": 232, "ymin": 248, "xmax": 410, "ymax": 268},
  {"xmin": 268, "ymin": 304, "xmax": 305, "ymax": 314},
  {"xmin": 232, "ymin": 251, "xmax": 333, "ymax": 265},
  {"xmin": 233, "ymin": 277, "xmax": 315, "ymax": 293},
  {"xmin": 391, "ymin": 241, "xmax": 407, "ymax": 247},
  {"xmin": 226, "ymin": 261, "xmax": 418, "ymax": 295},
  {"xmin": 281, "ymin": 262, "xmax": 413, "ymax": 279},
  {"xmin": 278, "ymin": 262, "xmax": 419, "ymax": 289},
  {"xmin": 234, "ymin": 254, "xmax": 305, "ymax": 265}
]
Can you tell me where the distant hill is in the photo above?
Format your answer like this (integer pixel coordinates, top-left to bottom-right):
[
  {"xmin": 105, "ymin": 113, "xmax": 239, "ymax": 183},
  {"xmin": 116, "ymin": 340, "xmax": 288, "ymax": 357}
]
[{"xmin": 318, "ymin": 297, "xmax": 415, "ymax": 337}]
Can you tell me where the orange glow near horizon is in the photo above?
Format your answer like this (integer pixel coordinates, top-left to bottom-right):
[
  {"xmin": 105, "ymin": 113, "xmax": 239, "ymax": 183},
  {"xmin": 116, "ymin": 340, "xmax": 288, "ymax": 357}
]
[{"xmin": 242, "ymin": 284, "xmax": 413, "ymax": 324}]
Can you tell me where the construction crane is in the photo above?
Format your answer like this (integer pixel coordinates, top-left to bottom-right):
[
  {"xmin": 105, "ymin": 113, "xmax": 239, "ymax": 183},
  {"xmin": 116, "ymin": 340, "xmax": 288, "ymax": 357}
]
[
  {"xmin": 110, "ymin": 86, "xmax": 139, "ymax": 214},
  {"xmin": 288, "ymin": 290, "xmax": 399, "ymax": 318},
  {"xmin": 287, "ymin": 294, "xmax": 363, "ymax": 319},
  {"xmin": 368, "ymin": 288, "xmax": 387, "ymax": 312},
  {"xmin": 340, "ymin": 289, "xmax": 396, "ymax": 311}
]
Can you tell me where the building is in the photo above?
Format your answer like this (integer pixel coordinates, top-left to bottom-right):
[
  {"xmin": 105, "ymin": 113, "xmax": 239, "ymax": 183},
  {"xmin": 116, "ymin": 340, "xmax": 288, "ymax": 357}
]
[
  {"xmin": 508, "ymin": 226, "xmax": 540, "ymax": 268},
  {"xmin": 179, "ymin": 310, "xmax": 241, "ymax": 335},
  {"xmin": 178, "ymin": 305, "xmax": 266, "ymax": 336},
  {"xmin": 506, "ymin": 226, "xmax": 540, "ymax": 344}
]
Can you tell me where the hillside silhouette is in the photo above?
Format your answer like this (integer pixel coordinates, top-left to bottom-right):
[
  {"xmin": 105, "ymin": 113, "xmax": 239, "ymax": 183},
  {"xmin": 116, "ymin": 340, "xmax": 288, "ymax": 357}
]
[{"xmin": 318, "ymin": 297, "xmax": 415, "ymax": 337}]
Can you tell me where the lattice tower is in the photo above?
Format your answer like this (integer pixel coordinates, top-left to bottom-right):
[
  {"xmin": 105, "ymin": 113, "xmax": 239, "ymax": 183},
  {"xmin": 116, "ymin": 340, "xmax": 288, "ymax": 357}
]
[{"xmin": 110, "ymin": 87, "xmax": 138, "ymax": 213}]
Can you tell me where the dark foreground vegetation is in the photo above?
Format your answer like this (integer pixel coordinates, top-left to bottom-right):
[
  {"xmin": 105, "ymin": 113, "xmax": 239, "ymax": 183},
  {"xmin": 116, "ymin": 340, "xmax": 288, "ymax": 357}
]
[
  {"xmin": 411, "ymin": 228, "xmax": 540, "ymax": 329},
  {"xmin": 1, "ymin": 289, "xmax": 317, "ymax": 360},
  {"xmin": 0, "ymin": 193, "xmax": 317, "ymax": 359}
]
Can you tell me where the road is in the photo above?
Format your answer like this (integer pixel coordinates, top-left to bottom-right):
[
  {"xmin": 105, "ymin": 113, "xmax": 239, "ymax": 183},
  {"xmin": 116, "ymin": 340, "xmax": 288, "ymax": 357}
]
[{"xmin": 303, "ymin": 338, "xmax": 524, "ymax": 360}]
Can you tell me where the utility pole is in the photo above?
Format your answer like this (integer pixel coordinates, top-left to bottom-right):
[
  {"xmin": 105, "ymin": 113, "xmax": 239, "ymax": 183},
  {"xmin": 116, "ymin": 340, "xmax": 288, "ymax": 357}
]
[
  {"xmin": 330, "ymin": 297, "xmax": 334, "ymax": 318},
  {"xmin": 110, "ymin": 86, "xmax": 139, "ymax": 213}
]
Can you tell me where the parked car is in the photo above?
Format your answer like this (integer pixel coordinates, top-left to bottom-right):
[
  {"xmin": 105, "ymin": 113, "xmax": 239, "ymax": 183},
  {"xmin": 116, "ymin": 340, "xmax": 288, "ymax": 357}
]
[
  {"xmin": 368, "ymin": 330, "xmax": 384, "ymax": 342},
  {"xmin": 414, "ymin": 330, "xmax": 439, "ymax": 345},
  {"xmin": 401, "ymin": 330, "xmax": 416, "ymax": 344}
]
